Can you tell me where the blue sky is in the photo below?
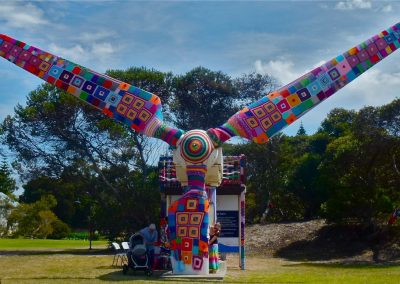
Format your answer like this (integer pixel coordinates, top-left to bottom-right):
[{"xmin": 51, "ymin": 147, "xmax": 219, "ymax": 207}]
[{"xmin": 0, "ymin": 0, "xmax": 399, "ymax": 139}]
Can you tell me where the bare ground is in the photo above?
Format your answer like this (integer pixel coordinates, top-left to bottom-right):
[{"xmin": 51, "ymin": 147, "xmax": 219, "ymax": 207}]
[{"xmin": 245, "ymin": 220, "xmax": 400, "ymax": 264}]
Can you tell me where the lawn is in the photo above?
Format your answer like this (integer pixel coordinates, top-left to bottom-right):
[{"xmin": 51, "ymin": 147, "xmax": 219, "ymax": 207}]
[
  {"xmin": 0, "ymin": 240, "xmax": 399, "ymax": 283},
  {"xmin": 227, "ymin": 258, "xmax": 400, "ymax": 284},
  {"xmin": 0, "ymin": 238, "xmax": 108, "ymax": 250},
  {"xmin": 0, "ymin": 254, "xmax": 399, "ymax": 283}
]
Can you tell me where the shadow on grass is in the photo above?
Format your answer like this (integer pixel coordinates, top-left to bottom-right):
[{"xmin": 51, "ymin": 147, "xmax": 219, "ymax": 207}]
[
  {"xmin": 5, "ymin": 271, "xmax": 220, "ymax": 283},
  {"xmin": 5, "ymin": 277, "xmax": 95, "ymax": 281},
  {"xmin": 95, "ymin": 265, "xmax": 117, "ymax": 269},
  {"xmin": 0, "ymin": 248, "xmax": 111, "ymax": 256},
  {"xmin": 97, "ymin": 270, "xmax": 193, "ymax": 282},
  {"xmin": 98, "ymin": 270, "xmax": 221, "ymax": 282},
  {"xmin": 97, "ymin": 270, "xmax": 157, "ymax": 282},
  {"xmin": 283, "ymin": 262, "xmax": 400, "ymax": 269},
  {"xmin": 275, "ymin": 225, "xmax": 400, "ymax": 263}
]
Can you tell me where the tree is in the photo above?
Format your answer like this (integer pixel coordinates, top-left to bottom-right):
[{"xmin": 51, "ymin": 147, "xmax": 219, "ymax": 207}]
[
  {"xmin": 0, "ymin": 157, "xmax": 16, "ymax": 198},
  {"xmin": 296, "ymin": 122, "xmax": 307, "ymax": 136},
  {"xmin": 380, "ymin": 99, "xmax": 400, "ymax": 190},
  {"xmin": 319, "ymin": 102, "xmax": 400, "ymax": 224},
  {"xmin": 318, "ymin": 108, "xmax": 356, "ymax": 137},
  {"xmin": 106, "ymin": 67, "xmax": 174, "ymax": 109},
  {"xmin": 0, "ymin": 156, "xmax": 16, "ymax": 235},
  {"xmin": 170, "ymin": 67, "xmax": 277, "ymax": 131},
  {"xmin": 7, "ymin": 195, "xmax": 69, "ymax": 238},
  {"xmin": 224, "ymin": 135, "xmax": 306, "ymax": 223},
  {"xmin": 1, "ymin": 84, "xmax": 132, "ymax": 187},
  {"xmin": 106, "ymin": 67, "xmax": 174, "ymax": 176},
  {"xmin": 0, "ymin": 193, "xmax": 15, "ymax": 236},
  {"xmin": 19, "ymin": 168, "xmax": 92, "ymax": 228},
  {"xmin": 170, "ymin": 67, "xmax": 239, "ymax": 130},
  {"xmin": 1, "ymin": 67, "xmax": 171, "ymax": 181},
  {"xmin": 92, "ymin": 168, "xmax": 160, "ymax": 240},
  {"xmin": 281, "ymin": 133, "xmax": 331, "ymax": 219},
  {"xmin": 1, "ymin": 67, "xmax": 171, "ymax": 239},
  {"xmin": 233, "ymin": 71, "xmax": 277, "ymax": 107}
]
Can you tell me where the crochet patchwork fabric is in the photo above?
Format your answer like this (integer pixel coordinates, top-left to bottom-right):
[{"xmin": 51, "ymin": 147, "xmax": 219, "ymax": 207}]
[
  {"xmin": 207, "ymin": 23, "xmax": 400, "ymax": 145},
  {"xmin": 1, "ymin": 23, "xmax": 399, "ymax": 275},
  {"xmin": 0, "ymin": 34, "xmax": 184, "ymax": 146},
  {"xmin": 168, "ymin": 165, "xmax": 209, "ymax": 272}
]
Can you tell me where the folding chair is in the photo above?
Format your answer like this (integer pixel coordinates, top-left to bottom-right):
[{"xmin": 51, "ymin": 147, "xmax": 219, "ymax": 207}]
[
  {"xmin": 111, "ymin": 242, "xmax": 126, "ymax": 267},
  {"xmin": 121, "ymin": 241, "xmax": 130, "ymax": 252}
]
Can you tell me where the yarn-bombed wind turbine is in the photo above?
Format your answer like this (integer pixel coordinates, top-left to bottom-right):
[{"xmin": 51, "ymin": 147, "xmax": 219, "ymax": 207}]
[{"xmin": 1, "ymin": 22, "xmax": 399, "ymax": 275}]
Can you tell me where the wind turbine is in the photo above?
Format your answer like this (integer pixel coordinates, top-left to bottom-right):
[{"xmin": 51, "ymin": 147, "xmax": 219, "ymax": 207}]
[{"xmin": 1, "ymin": 22, "xmax": 399, "ymax": 275}]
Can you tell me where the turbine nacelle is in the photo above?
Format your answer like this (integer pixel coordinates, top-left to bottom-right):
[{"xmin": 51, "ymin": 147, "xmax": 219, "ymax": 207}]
[{"xmin": 173, "ymin": 129, "xmax": 223, "ymax": 187}]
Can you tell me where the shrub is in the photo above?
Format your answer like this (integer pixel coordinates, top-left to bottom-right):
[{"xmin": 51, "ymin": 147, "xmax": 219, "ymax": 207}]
[
  {"xmin": 67, "ymin": 231, "xmax": 100, "ymax": 240},
  {"xmin": 48, "ymin": 219, "xmax": 71, "ymax": 239}
]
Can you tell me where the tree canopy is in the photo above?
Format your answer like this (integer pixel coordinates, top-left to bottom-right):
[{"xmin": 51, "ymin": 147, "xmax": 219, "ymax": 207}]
[
  {"xmin": 1, "ymin": 65, "xmax": 399, "ymax": 240},
  {"xmin": 0, "ymin": 157, "xmax": 16, "ymax": 198}
]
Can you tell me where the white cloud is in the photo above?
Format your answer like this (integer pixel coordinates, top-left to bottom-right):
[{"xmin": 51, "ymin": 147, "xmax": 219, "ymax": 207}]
[
  {"xmin": 255, "ymin": 59, "xmax": 302, "ymax": 86},
  {"xmin": 91, "ymin": 42, "xmax": 116, "ymax": 58},
  {"xmin": 0, "ymin": 3, "xmax": 48, "ymax": 28},
  {"xmin": 49, "ymin": 42, "xmax": 117, "ymax": 62},
  {"xmin": 47, "ymin": 41, "xmax": 121, "ymax": 73},
  {"xmin": 382, "ymin": 4, "xmax": 393, "ymax": 13},
  {"xmin": 345, "ymin": 68, "xmax": 400, "ymax": 106},
  {"xmin": 319, "ymin": 3, "xmax": 329, "ymax": 9},
  {"xmin": 335, "ymin": 0, "xmax": 372, "ymax": 10},
  {"xmin": 255, "ymin": 58, "xmax": 332, "ymax": 88},
  {"xmin": 48, "ymin": 43, "xmax": 86, "ymax": 63},
  {"xmin": 74, "ymin": 31, "xmax": 116, "ymax": 43}
]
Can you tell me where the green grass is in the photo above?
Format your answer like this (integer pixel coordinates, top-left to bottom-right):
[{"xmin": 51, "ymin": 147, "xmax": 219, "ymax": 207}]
[
  {"xmin": 0, "ymin": 240, "xmax": 399, "ymax": 283},
  {"xmin": 0, "ymin": 238, "xmax": 108, "ymax": 250},
  {"xmin": 225, "ymin": 258, "xmax": 400, "ymax": 284},
  {"xmin": 0, "ymin": 254, "xmax": 399, "ymax": 283}
]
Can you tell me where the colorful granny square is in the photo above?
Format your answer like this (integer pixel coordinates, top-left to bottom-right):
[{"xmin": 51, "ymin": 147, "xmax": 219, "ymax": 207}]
[
  {"xmin": 186, "ymin": 199, "xmax": 197, "ymax": 210},
  {"xmin": 177, "ymin": 226, "xmax": 187, "ymax": 237},
  {"xmin": 190, "ymin": 213, "xmax": 202, "ymax": 225},
  {"xmin": 182, "ymin": 238, "xmax": 193, "ymax": 251},
  {"xmin": 192, "ymin": 256, "xmax": 203, "ymax": 270},
  {"xmin": 188, "ymin": 227, "xmax": 199, "ymax": 238},
  {"xmin": 182, "ymin": 251, "xmax": 192, "ymax": 265},
  {"xmin": 177, "ymin": 213, "xmax": 189, "ymax": 225}
]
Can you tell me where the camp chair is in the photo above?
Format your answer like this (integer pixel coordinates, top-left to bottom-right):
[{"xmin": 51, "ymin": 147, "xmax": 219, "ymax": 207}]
[
  {"xmin": 111, "ymin": 242, "xmax": 127, "ymax": 267},
  {"xmin": 121, "ymin": 241, "xmax": 130, "ymax": 252}
]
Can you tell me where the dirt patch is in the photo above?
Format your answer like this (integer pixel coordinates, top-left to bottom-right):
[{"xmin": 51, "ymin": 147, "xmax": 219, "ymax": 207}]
[
  {"xmin": 246, "ymin": 220, "xmax": 325, "ymax": 256},
  {"xmin": 245, "ymin": 220, "xmax": 400, "ymax": 263}
]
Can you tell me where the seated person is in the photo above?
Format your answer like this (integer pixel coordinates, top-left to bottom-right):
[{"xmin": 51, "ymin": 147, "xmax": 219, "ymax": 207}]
[{"xmin": 139, "ymin": 223, "xmax": 158, "ymax": 268}]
